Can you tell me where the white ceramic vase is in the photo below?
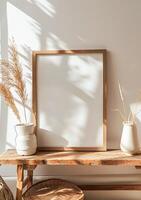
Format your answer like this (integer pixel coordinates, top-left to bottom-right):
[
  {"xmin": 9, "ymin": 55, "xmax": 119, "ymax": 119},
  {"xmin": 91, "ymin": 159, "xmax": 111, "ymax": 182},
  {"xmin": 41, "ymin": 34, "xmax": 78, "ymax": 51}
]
[
  {"xmin": 15, "ymin": 123, "xmax": 37, "ymax": 156},
  {"xmin": 120, "ymin": 121, "xmax": 140, "ymax": 155}
]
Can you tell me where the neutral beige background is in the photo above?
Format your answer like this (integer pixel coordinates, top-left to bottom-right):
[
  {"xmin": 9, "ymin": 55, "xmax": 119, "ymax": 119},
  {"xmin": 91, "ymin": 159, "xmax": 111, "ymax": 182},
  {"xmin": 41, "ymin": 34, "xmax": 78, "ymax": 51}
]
[{"xmin": 1, "ymin": 0, "xmax": 141, "ymax": 199}]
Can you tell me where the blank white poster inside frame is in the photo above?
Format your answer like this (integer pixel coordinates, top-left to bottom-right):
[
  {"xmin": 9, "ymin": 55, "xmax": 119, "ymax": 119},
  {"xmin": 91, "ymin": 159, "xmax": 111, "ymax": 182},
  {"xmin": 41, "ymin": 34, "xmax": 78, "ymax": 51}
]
[{"xmin": 32, "ymin": 50, "xmax": 107, "ymax": 151}]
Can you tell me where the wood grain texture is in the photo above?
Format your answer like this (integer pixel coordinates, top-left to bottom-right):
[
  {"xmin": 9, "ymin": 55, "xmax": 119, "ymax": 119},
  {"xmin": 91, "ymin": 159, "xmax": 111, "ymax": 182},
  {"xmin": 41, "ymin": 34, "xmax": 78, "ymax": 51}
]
[
  {"xmin": 1, "ymin": 149, "xmax": 141, "ymax": 166},
  {"xmin": 27, "ymin": 170, "xmax": 33, "ymax": 189},
  {"xmin": 79, "ymin": 184, "xmax": 141, "ymax": 190},
  {"xmin": 16, "ymin": 165, "xmax": 24, "ymax": 200},
  {"xmin": 32, "ymin": 49, "xmax": 106, "ymax": 55}
]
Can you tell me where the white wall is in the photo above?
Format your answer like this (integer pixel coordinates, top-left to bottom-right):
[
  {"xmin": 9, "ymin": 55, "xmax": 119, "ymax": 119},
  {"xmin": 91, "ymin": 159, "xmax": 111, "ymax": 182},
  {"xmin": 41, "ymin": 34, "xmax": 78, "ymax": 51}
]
[{"xmin": 1, "ymin": 0, "xmax": 141, "ymax": 199}]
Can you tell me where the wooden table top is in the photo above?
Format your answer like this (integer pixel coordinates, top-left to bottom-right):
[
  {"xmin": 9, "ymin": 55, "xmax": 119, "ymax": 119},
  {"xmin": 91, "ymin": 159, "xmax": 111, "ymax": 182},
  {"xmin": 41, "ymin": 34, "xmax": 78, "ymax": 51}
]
[{"xmin": 0, "ymin": 149, "xmax": 141, "ymax": 166}]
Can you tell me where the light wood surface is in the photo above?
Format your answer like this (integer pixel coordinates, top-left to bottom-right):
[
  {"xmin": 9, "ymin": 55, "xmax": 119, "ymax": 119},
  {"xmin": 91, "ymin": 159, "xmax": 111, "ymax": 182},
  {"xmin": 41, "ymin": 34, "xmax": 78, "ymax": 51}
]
[
  {"xmin": 16, "ymin": 165, "xmax": 24, "ymax": 200},
  {"xmin": 79, "ymin": 184, "xmax": 141, "ymax": 190},
  {"xmin": 1, "ymin": 149, "xmax": 141, "ymax": 166},
  {"xmin": 1, "ymin": 149, "xmax": 141, "ymax": 199}
]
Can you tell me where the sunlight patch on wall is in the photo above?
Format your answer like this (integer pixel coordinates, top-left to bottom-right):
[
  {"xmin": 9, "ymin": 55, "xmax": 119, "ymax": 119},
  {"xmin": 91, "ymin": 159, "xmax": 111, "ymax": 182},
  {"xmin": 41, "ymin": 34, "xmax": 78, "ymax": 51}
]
[
  {"xmin": 46, "ymin": 33, "xmax": 68, "ymax": 50},
  {"xmin": 33, "ymin": 0, "xmax": 56, "ymax": 17},
  {"xmin": 7, "ymin": 2, "xmax": 40, "ymax": 49},
  {"xmin": 68, "ymin": 55, "xmax": 103, "ymax": 97}
]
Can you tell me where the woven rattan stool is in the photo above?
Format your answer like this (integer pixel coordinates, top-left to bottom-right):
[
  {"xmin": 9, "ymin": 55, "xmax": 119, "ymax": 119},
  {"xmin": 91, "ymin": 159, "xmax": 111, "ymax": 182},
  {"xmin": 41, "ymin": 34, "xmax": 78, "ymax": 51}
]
[
  {"xmin": 22, "ymin": 179, "xmax": 84, "ymax": 200},
  {"xmin": 0, "ymin": 176, "xmax": 14, "ymax": 200}
]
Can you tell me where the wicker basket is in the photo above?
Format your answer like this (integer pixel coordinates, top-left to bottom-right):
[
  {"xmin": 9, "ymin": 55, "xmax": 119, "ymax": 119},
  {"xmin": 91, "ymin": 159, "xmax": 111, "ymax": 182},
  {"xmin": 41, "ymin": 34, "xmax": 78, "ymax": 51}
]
[
  {"xmin": 0, "ymin": 176, "xmax": 14, "ymax": 200},
  {"xmin": 22, "ymin": 179, "xmax": 84, "ymax": 200}
]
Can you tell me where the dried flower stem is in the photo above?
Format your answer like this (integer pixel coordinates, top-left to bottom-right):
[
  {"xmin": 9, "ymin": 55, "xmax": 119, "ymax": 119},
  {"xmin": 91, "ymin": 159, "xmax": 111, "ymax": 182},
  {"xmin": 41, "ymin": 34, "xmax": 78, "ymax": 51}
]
[
  {"xmin": 9, "ymin": 38, "xmax": 27, "ymax": 123},
  {"xmin": 113, "ymin": 109, "xmax": 125, "ymax": 121},
  {"xmin": 127, "ymin": 111, "xmax": 132, "ymax": 122},
  {"xmin": 0, "ymin": 83, "xmax": 21, "ymax": 121},
  {"xmin": 0, "ymin": 38, "xmax": 28, "ymax": 123},
  {"xmin": 118, "ymin": 81, "xmax": 127, "ymax": 120},
  {"xmin": 116, "ymin": 81, "xmax": 135, "ymax": 123}
]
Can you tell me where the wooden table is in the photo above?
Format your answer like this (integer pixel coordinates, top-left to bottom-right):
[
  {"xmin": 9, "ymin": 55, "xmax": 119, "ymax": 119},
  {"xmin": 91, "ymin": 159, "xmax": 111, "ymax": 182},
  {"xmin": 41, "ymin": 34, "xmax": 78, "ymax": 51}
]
[{"xmin": 1, "ymin": 149, "xmax": 141, "ymax": 200}]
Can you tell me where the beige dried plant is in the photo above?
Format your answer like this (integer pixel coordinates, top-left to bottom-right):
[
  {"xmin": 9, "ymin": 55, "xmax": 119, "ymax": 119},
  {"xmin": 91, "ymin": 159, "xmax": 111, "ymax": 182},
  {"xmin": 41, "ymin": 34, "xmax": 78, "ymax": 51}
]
[
  {"xmin": 0, "ymin": 83, "xmax": 20, "ymax": 121},
  {"xmin": 114, "ymin": 81, "xmax": 134, "ymax": 122},
  {"xmin": 0, "ymin": 38, "xmax": 28, "ymax": 123}
]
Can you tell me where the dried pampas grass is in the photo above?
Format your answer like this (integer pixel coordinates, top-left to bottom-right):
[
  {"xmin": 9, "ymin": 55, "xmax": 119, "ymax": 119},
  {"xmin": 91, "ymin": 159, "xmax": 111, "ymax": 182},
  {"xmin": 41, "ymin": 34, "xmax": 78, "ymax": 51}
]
[
  {"xmin": 0, "ymin": 38, "xmax": 28, "ymax": 122},
  {"xmin": 0, "ymin": 84, "xmax": 20, "ymax": 121},
  {"xmin": 114, "ymin": 81, "xmax": 134, "ymax": 122}
]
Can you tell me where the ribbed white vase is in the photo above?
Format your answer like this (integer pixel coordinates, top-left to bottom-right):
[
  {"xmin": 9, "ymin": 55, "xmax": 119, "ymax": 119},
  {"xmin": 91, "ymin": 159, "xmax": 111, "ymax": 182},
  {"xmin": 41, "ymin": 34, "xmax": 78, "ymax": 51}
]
[
  {"xmin": 120, "ymin": 121, "xmax": 140, "ymax": 155},
  {"xmin": 15, "ymin": 123, "xmax": 37, "ymax": 156}
]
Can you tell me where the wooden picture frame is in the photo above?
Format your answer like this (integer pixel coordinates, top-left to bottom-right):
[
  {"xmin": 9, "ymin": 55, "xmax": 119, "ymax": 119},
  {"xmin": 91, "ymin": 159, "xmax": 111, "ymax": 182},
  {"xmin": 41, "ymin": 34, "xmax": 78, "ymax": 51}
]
[{"xmin": 32, "ymin": 49, "xmax": 107, "ymax": 151}]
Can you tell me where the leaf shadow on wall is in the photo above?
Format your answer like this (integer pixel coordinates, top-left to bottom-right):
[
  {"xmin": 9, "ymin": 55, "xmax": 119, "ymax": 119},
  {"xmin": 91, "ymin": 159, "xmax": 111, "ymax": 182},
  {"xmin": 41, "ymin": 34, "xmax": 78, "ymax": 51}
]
[{"xmin": 37, "ymin": 54, "xmax": 103, "ymax": 147}]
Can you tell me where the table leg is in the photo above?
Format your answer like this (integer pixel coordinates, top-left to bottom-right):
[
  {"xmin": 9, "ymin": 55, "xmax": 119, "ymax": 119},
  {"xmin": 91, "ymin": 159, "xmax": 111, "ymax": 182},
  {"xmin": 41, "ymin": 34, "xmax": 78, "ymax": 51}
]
[
  {"xmin": 24, "ymin": 165, "xmax": 36, "ymax": 190},
  {"xmin": 16, "ymin": 164, "xmax": 24, "ymax": 200},
  {"xmin": 27, "ymin": 168, "xmax": 33, "ymax": 189}
]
